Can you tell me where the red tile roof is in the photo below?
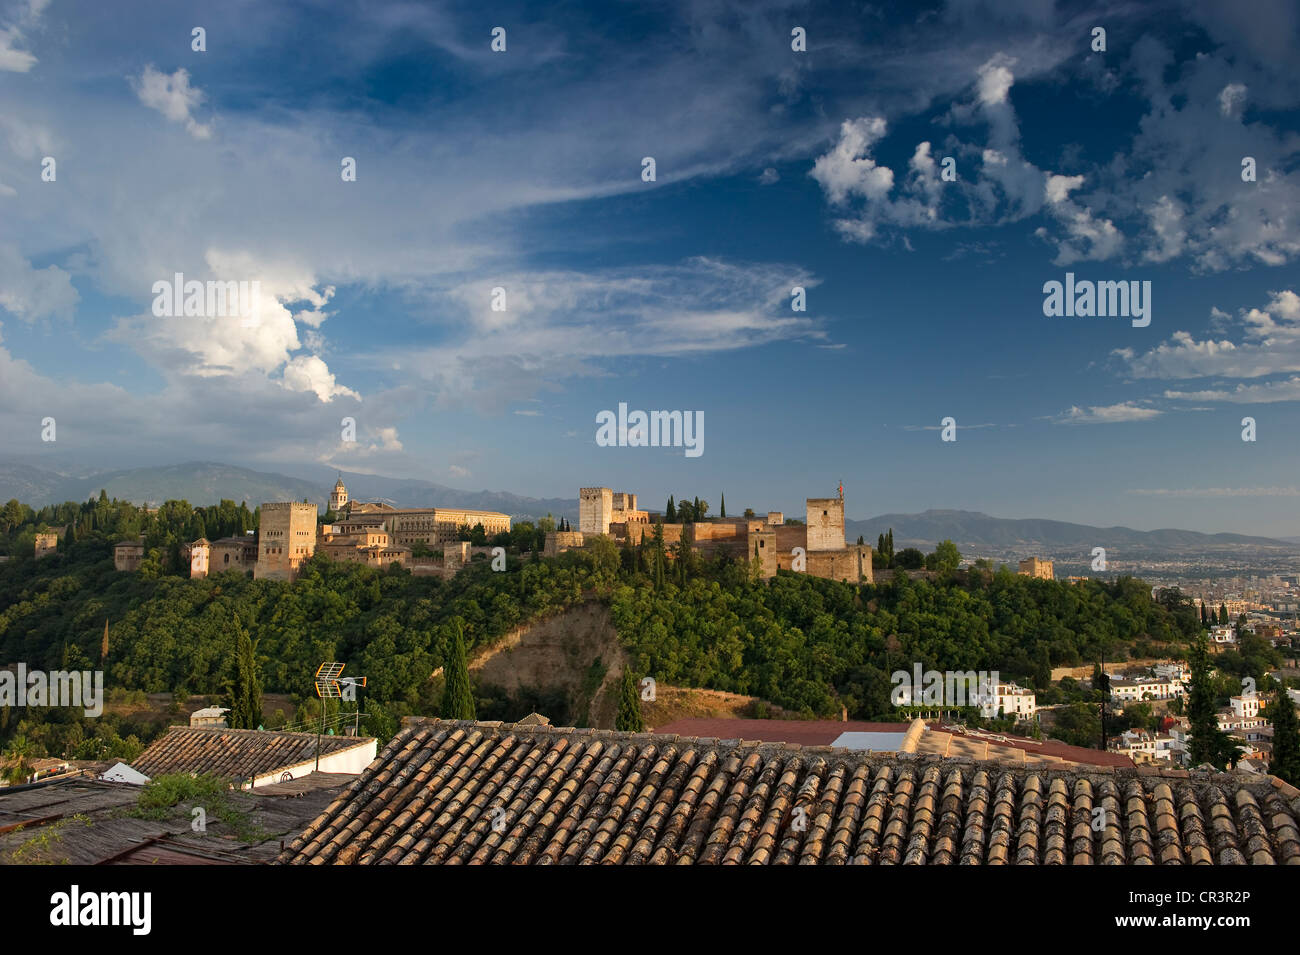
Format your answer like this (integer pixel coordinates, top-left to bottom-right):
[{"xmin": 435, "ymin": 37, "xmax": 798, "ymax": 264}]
[
  {"xmin": 133, "ymin": 726, "xmax": 374, "ymax": 781},
  {"xmin": 279, "ymin": 718, "xmax": 1300, "ymax": 865}
]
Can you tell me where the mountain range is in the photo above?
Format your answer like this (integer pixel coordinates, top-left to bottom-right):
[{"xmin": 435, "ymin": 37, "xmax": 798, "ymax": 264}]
[
  {"xmin": 1, "ymin": 461, "xmax": 1294, "ymax": 558},
  {"xmin": 0, "ymin": 461, "xmax": 574, "ymax": 522}
]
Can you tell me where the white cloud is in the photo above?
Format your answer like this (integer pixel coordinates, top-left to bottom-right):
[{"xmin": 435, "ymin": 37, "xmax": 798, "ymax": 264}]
[
  {"xmin": 1218, "ymin": 83, "xmax": 1247, "ymax": 118},
  {"xmin": 1119, "ymin": 290, "xmax": 1300, "ymax": 381},
  {"xmin": 809, "ymin": 117, "xmax": 893, "ymax": 205},
  {"xmin": 0, "ymin": 26, "xmax": 36, "ymax": 72},
  {"xmin": 0, "ymin": 244, "xmax": 79, "ymax": 321},
  {"xmin": 1054, "ymin": 402, "xmax": 1161, "ymax": 425},
  {"xmin": 1163, "ymin": 377, "xmax": 1300, "ymax": 404},
  {"xmin": 386, "ymin": 258, "xmax": 822, "ymax": 412},
  {"xmin": 132, "ymin": 66, "xmax": 212, "ymax": 139},
  {"xmin": 1128, "ymin": 486, "xmax": 1300, "ymax": 498},
  {"xmin": 282, "ymin": 354, "xmax": 359, "ymax": 402},
  {"xmin": 976, "ymin": 55, "xmax": 1015, "ymax": 106}
]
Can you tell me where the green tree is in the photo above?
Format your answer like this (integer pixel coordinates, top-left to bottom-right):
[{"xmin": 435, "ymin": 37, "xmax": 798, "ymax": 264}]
[
  {"xmin": 927, "ymin": 539, "xmax": 961, "ymax": 574},
  {"xmin": 719, "ymin": 494, "xmax": 726, "ymax": 519},
  {"xmin": 615, "ymin": 668, "xmax": 644, "ymax": 732},
  {"xmin": 441, "ymin": 621, "xmax": 476, "ymax": 720},
  {"xmin": 1186, "ymin": 638, "xmax": 1239, "ymax": 769},
  {"xmin": 225, "ymin": 626, "xmax": 262, "ymax": 729},
  {"xmin": 1218, "ymin": 603, "xmax": 1228, "ymax": 625},
  {"xmin": 2, "ymin": 735, "xmax": 35, "ymax": 785},
  {"xmin": 665, "ymin": 497, "xmax": 676, "ymax": 522},
  {"xmin": 1269, "ymin": 684, "xmax": 1300, "ymax": 785}
]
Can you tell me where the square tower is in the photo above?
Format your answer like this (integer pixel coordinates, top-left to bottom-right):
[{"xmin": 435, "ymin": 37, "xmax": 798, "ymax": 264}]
[
  {"xmin": 806, "ymin": 497, "xmax": 845, "ymax": 551},
  {"xmin": 579, "ymin": 487, "xmax": 614, "ymax": 535},
  {"xmin": 256, "ymin": 501, "xmax": 319, "ymax": 581}
]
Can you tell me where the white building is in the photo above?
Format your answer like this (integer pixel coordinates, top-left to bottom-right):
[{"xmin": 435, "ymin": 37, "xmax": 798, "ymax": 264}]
[
  {"xmin": 980, "ymin": 682, "xmax": 1037, "ymax": 720},
  {"xmin": 1109, "ymin": 673, "xmax": 1182, "ymax": 702},
  {"xmin": 1152, "ymin": 662, "xmax": 1190, "ymax": 684},
  {"xmin": 1229, "ymin": 695, "xmax": 1264, "ymax": 719},
  {"xmin": 1210, "ymin": 625, "xmax": 1237, "ymax": 645},
  {"xmin": 1110, "ymin": 729, "xmax": 1156, "ymax": 762}
]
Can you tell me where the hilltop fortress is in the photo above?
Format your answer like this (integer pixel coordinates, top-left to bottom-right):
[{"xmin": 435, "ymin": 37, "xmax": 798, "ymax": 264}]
[
  {"xmin": 562, "ymin": 485, "xmax": 873, "ymax": 584},
  {"xmin": 137, "ymin": 479, "xmax": 513, "ymax": 582}
]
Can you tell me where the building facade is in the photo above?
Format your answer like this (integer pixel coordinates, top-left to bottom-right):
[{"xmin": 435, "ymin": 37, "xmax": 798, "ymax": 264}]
[
  {"xmin": 255, "ymin": 501, "xmax": 319, "ymax": 581},
  {"xmin": 1018, "ymin": 557, "xmax": 1054, "ymax": 580}
]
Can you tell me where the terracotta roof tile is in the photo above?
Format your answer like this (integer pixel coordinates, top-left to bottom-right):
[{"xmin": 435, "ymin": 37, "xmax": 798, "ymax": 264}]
[
  {"xmin": 133, "ymin": 726, "xmax": 373, "ymax": 782},
  {"xmin": 278, "ymin": 719, "xmax": 1300, "ymax": 865}
]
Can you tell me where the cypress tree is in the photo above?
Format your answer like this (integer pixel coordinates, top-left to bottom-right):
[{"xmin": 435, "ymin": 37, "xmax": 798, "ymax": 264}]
[
  {"xmin": 441, "ymin": 621, "xmax": 476, "ymax": 720},
  {"xmin": 1186, "ymin": 638, "xmax": 1238, "ymax": 769},
  {"xmin": 1270, "ymin": 684, "xmax": 1300, "ymax": 785},
  {"xmin": 615, "ymin": 668, "xmax": 644, "ymax": 732},
  {"xmin": 1219, "ymin": 604, "xmax": 1228, "ymax": 625},
  {"xmin": 720, "ymin": 493, "xmax": 726, "ymax": 519},
  {"xmin": 666, "ymin": 496, "xmax": 676, "ymax": 522},
  {"xmin": 226, "ymin": 626, "xmax": 262, "ymax": 729}
]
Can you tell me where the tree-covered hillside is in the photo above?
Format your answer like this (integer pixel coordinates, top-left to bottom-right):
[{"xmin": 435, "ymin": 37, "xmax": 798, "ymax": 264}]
[{"xmin": 0, "ymin": 497, "xmax": 1214, "ymax": 761}]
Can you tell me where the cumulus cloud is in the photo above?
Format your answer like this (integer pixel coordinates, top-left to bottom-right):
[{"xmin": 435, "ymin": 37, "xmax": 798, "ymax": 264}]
[
  {"xmin": 809, "ymin": 117, "xmax": 894, "ymax": 206},
  {"xmin": 1118, "ymin": 290, "xmax": 1300, "ymax": 381},
  {"xmin": 132, "ymin": 66, "xmax": 212, "ymax": 139},
  {"xmin": 810, "ymin": 55, "xmax": 1122, "ymax": 259}
]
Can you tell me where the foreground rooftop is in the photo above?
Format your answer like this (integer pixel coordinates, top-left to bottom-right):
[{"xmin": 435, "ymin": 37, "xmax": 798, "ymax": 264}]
[{"xmin": 280, "ymin": 718, "xmax": 1300, "ymax": 865}]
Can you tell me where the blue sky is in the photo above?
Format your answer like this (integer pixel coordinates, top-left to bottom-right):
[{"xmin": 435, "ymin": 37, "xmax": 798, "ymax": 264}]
[{"xmin": 2, "ymin": 0, "xmax": 1300, "ymax": 534}]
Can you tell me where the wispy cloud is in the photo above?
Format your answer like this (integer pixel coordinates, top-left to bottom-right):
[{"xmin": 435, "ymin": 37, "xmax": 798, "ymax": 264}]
[
  {"xmin": 1052, "ymin": 402, "xmax": 1162, "ymax": 425},
  {"xmin": 1127, "ymin": 486, "xmax": 1300, "ymax": 498}
]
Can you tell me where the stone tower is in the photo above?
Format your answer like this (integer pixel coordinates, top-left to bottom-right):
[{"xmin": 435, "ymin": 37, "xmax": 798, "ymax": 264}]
[
  {"xmin": 329, "ymin": 477, "xmax": 349, "ymax": 513},
  {"xmin": 579, "ymin": 487, "xmax": 614, "ymax": 535},
  {"xmin": 255, "ymin": 501, "xmax": 319, "ymax": 581},
  {"xmin": 806, "ymin": 495, "xmax": 846, "ymax": 551}
]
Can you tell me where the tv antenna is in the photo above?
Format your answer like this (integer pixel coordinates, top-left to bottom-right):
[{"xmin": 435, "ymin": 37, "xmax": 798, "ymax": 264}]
[{"xmin": 314, "ymin": 662, "xmax": 366, "ymax": 770}]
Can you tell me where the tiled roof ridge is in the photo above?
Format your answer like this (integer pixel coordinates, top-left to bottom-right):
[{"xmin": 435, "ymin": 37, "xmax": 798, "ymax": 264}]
[{"xmin": 391, "ymin": 717, "xmax": 1298, "ymax": 800}]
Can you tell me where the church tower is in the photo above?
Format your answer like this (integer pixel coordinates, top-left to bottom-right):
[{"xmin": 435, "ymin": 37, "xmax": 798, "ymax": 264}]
[{"xmin": 329, "ymin": 476, "xmax": 349, "ymax": 513}]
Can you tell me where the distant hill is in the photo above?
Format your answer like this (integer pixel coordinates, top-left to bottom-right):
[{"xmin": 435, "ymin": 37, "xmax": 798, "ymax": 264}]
[
  {"xmin": 0, "ymin": 461, "xmax": 578, "ymax": 523},
  {"xmin": 846, "ymin": 509, "xmax": 1295, "ymax": 558}
]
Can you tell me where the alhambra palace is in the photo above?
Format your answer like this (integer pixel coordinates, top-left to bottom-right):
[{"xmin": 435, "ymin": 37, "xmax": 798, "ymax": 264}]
[
  {"xmin": 113, "ymin": 478, "xmax": 512, "ymax": 582},
  {"xmin": 108, "ymin": 479, "xmax": 877, "ymax": 585},
  {"xmin": 554, "ymin": 486, "xmax": 874, "ymax": 584}
]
